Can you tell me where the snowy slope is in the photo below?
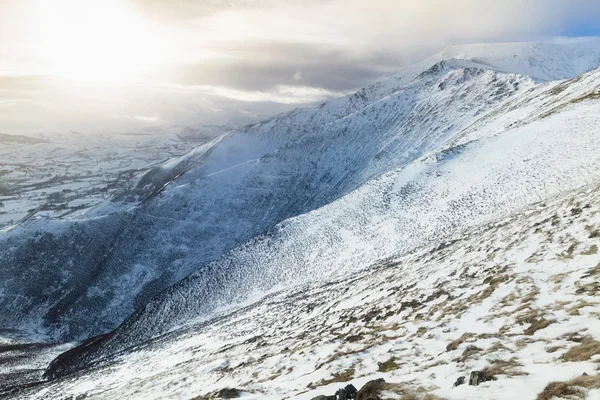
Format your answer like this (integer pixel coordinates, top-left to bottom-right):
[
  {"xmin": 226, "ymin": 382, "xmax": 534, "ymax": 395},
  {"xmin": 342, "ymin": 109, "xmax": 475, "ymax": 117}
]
[
  {"xmin": 0, "ymin": 40, "xmax": 599, "ymax": 345},
  {"xmin": 0, "ymin": 57, "xmax": 530, "ymax": 341},
  {"xmin": 8, "ymin": 167, "xmax": 600, "ymax": 400},
  {"xmin": 41, "ymin": 65, "xmax": 600, "ymax": 375},
  {"xmin": 2, "ymin": 39, "xmax": 600, "ymax": 399},
  {"xmin": 426, "ymin": 39, "xmax": 600, "ymax": 82}
]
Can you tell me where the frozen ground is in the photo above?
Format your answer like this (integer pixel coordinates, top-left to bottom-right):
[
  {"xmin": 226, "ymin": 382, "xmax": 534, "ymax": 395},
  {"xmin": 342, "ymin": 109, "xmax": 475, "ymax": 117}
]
[{"xmin": 5, "ymin": 180, "xmax": 600, "ymax": 400}]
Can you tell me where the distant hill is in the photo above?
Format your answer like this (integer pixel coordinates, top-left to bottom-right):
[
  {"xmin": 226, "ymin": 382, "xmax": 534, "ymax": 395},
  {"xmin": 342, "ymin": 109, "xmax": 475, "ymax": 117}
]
[{"xmin": 0, "ymin": 133, "xmax": 48, "ymax": 144}]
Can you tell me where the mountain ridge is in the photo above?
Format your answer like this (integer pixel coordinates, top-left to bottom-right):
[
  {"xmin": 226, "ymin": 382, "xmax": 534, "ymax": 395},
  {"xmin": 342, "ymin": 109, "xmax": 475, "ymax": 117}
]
[{"xmin": 1, "ymin": 40, "xmax": 599, "ymax": 345}]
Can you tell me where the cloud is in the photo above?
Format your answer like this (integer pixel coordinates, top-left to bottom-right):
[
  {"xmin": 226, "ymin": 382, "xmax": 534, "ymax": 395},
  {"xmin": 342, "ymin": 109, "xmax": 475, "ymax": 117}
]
[
  {"xmin": 147, "ymin": 41, "xmax": 403, "ymax": 92},
  {"xmin": 136, "ymin": 0, "xmax": 600, "ymax": 51},
  {"xmin": 1, "ymin": 0, "xmax": 600, "ymax": 134},
  {"xmin": 132, "ymin": 0, "xmax": 600, "ymax": 97}
]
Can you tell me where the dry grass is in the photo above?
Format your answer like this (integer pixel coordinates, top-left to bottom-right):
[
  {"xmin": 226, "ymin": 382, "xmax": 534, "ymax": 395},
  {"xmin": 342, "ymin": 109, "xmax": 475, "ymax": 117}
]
[
  {"xmin": 515, "ymin": 309, "xmax": 541, "ymax": 325},
  {"xmin": 378, "ymin": 357, "xmax": 400, "ymax": 372},
  {"xmin": 567, "ymin": 301, "xmax": 598, "ymax": 316},
  {"xmin": 561, "ymin": 332, "xmax": 588, "ymax": 343},
  {"xmin": 550, "ymin": 272, "xmax": 569, "ymax": 283},
  {"xmin": 582, "ymin": 263, "xmax": 600, "ymax": 278},
  {"xmin": 575, "ymin": 282, "xmax": 600, "ymax": 296},
  {"xmin": 536, "ymin": 374, "xmax": 600, "ymax": 400},
  {"xmin": 524, "ymin": 318, "xmax": 556, "ymax": 336},
  {"xmin": 482, "ymin": 357, "xmax": 528, "ymax": 378},
  {"xmin": 557, "ymin": 240, "xmax": 579, "ymax": 260},
  {"xmin": 314, "ymin": 367, "xmax": 355, "ymax": 387},
  {"xmin": 546, "ymin": 345, "xmax": 565, "ymax": 353},
  {"xmin": 581, "ymin": 245, "xmax": 598, "ymax": 255},
  {"xmin": 487, "ymin": 341, "xmax": 510, "ymax": 354},
  {"xmin": 562, "ymin": 337, "xmax": 600, "ymax": 362},
  {"xmin": 357, "ymin": 380, "xmax": 447, "ymax": 400},
  {"xmin": 459, "ymin": 345, "xmax": 482, "ymax": 363},
  {"xmin": 469, "ymin": 274, "xmax": 511, "ymax": 303},
  {"xmin": 446, "ymin": 333, "xmax": 475, "ymax": 352}
]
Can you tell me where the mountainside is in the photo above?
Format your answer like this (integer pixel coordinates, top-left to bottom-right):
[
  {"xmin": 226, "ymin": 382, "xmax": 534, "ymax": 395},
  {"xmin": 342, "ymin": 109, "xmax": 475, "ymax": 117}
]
[
  {"xmin": 0, "ymin": 51, "xmax": 539, "ymax": 341},
  {"xmin": 7, "ymin": 165, "xmax": 600, "ymax": 400},
  {"xmin": 38, "ymin": 63, "xmax": 600, "ymax": 376},
  {"xmin": 2, "ymin": 40, "xmax": 600, "ymax": 399}
]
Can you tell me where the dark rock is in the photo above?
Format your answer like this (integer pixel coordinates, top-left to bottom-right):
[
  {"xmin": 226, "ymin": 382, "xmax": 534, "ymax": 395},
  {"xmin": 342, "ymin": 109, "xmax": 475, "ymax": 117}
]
[
  {"xmin": 217, "ymin": 388, "xmax": 241, "ymax": 398},
  {"xmin": 583, "ymin": 372, "xmax": 589, "ymax": 376},
  {"xmin": 453, "ymin": 376, "xmax": 466, "ymax": 387},
  {"xmin": 357, "ymin": 378, "xmax": 385, "ymax": 400},
  {"xmin": 469, "ymin": 371, "xmax": 491, "ymax": 386},
  {"xmin": 335, "ymin": 384, "xmax": 357, "ymax": 399},
  {"xmin": 311, "ymin": 396, "xmax": 336, "ymax": 400}
]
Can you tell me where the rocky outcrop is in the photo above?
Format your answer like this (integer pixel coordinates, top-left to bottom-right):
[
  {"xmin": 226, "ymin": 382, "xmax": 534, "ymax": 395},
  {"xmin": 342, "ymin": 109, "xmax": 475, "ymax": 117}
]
[{"xmin": 469, "ymin": 371, "xmax": 492, "ymax": 386}]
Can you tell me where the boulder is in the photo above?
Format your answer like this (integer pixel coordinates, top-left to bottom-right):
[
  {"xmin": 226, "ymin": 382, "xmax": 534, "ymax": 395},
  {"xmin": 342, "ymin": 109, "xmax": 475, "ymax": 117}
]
[
  {"xmin": 217, "ymin": 388, "xmax": 241, "ymax": 398},
  {"xmin": 469, "ymin": 371, "xmax": 490, "ymax": 386},
  {"xmin": 453, "ymin": 376, "xmax": 465, "ymax": 387},
  {"xmin": 335, "ymin": 384, "xmax": 357, "ymax": 399}
]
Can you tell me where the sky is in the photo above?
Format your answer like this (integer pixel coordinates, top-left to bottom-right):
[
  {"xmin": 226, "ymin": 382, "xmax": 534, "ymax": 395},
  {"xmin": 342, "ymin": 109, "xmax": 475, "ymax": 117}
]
[{"xmin": 1, "ymin": 0, "xmax": 600, "ymax": 134}]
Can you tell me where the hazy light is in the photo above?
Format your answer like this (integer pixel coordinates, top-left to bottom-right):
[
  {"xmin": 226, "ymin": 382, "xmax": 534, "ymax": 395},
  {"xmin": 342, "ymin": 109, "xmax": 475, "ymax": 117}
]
[{"xmin": 34, "ymin": 0, "xmax": 168, "ymax": 83}]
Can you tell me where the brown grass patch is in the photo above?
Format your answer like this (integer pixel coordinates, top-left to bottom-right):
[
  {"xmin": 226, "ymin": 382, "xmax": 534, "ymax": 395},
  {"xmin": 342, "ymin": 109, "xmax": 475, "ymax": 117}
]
[
  {"xmin": 487, "ymin": 341, "xmax": 511, "ymax": 354},
  {"xmin": 515, "ymin": 309, "xmax": 541, "ymax": 325},
  {"xmin": 561, "ymin": 332, "xmax": 588, "ymax": 343},
  {"xmin": 575, "ymin": 282, "xmax": 600, "ymax": 296},
  {"xmin": 567, "ymin": 301, "xmax": 598, "ymax": 316},
  {"xmin": 524, "ymin": 318, "xmax": 556, "ymax": 336},
  {"xmin": 459, "ymin": 345, "xmax": 483, "ymax": 362},
  {"xmin": 562, "ymin": 337, "xmax": 600, "ymax": 362},
  {"xmin": 557, "ymin": 240, "xmax": 579, "ymax": 260},
  {"xmin": 446, "ymin": 333, "xmax": 475, "ymax": 352},
  {"xmin": 483, "ymin": 357, "xmax": 528, "ymax": 378},
  {"xmin": 582, "ymin": 263, "xmax": 600, "ymax": 278},
  {"xmin": 357, "ymin": 380, "xmax": 446, "ymax": 400},
  {"xmin": 378, "ymin": 357, "xmax": 400, "ymax": 372},
  {"xmin": 546, "ymin": 345, "xmax": 565, "ymax": 353},
  {"xmin": 536, "ymin": 374, "xmax": 600, "ymax": 400},
  {"xmin": 315, "ymin": 367, "xmax": 355, "ymax": 386},
  {"xmin": 581, "ymin": 244, "xmax": 598, "ymax": 255}
]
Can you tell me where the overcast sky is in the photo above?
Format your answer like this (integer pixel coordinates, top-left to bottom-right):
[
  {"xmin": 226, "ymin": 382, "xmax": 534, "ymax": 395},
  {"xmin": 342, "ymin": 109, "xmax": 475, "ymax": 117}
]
[{"xmin": 1, "ymin": 0, "xmax": 600, "ymax": 134}]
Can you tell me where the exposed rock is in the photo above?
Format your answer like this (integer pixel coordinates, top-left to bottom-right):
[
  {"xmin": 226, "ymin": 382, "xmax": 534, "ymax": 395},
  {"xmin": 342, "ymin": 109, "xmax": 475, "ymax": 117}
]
[
  {"xmin": 453, "ymin": 376, "xmax": 466, "ymax": 387},
  {"xmin": 357, "ymin": 378, "xmax": 386, "ymax": 400},
  {"xmin": 335, "ymin": 384, "xmax": 357, "ymax": 400},
  {"xmin": 311, "ymin": 396, "xmax": 336, "ymax": 400},
  {"xmin": 217, "ymin": 388, "xmax": 241, "ymax": 398},
  {"xmin": 469, "ymin": 371, "xmax": 491, "ymax": 386}
]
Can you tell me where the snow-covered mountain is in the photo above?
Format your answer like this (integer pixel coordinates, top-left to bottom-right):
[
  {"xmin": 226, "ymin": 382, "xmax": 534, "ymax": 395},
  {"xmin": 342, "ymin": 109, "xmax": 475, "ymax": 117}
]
[
  {"xmin": 9, "ymin": 178, "xmax": 600, "ymax": 400},
  {"xmin": 2, "ymin": 39, "xmax": 600, "ymax": 399},
  {"xmin": 0, "ymin": 40, "xmax": 598, "ymax": 340}
]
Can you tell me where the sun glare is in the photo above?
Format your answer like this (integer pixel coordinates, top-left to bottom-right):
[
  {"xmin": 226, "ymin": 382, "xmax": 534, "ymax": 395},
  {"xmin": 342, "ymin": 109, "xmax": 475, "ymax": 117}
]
[{"xmin": 35, "ymin": 0, "xmax": 166, "ymax": 84}]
